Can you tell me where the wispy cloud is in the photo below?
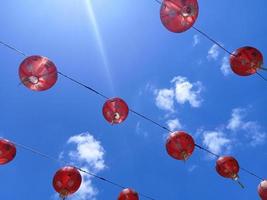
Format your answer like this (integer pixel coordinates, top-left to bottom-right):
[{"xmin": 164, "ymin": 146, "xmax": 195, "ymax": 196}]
[
  {"xmin": 172, "ymin": 76, "xmax": 203, "ymax": 108},
  {"xmin": 154, "ymin": 76, "xmax": 204, "ymax": 111},
  {"xmin": 167, "ymin": 118, "xmax": 182, "ymax": 131},
  {"xmin": 202, "ymin": 130, "xmax": 232, "ymax": 157},
  {"xmin": 61, "ymin": 132, "xmax": 106, "ymax": 200},
  {"xmin": 154, "ymin": 88, "xmax": 175, "ymax": 112},
  {"xmin": 207, "ymin": 44, "xmax": 220, "ymax": 61},
  {"xmin": 220, "ymin": 56, "xmax": 231, "ymax": 76},
  {"xmin": 227, "ymin": 108, "xmax": 266, "ymax": 146},
  {"xmin": 153, "ymin": 76, "xmax": 204, "ymax": 135},
  {"xmin": 227, "ymin": 108, "xmax": 246, "ymax": 131},
  {"xmin": 193, "ymin": 34, "xmax": 200, "ymax": 47},
  {"xmin": 199, "ymin": 107, "xmax": 266, "ymax": 159}
]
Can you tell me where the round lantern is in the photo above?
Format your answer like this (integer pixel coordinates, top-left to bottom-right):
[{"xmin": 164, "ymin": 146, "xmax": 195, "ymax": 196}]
[
  {"xmin": 0, "ymin": 139, "xmax": 16, "ymax": 165},
  {"xmin": 118, "ymin": 188, "xmax": 139, "ymax": 200},
  {"xmin": 216, "ymin": 156, "xmax": 244, "ymax": 188},
  {"xmin": 53, "ymin": 166, "xmax": 82, "ymax": 199},
  {"xmin": 258, "ymin": 180, "xmax": 267, "ymax": 200},
  {"xmin": 230, "ymin": 46, "xmax": 263, "ymax": 76},
  {"xmin": 166, "ymin": 131, "xmax": 195, "ymax": 161},
  {"xmin": 160, "ymin": 0, "xmax": 199, "ymax": 33},
  {"xmin": 102, "ymin": 97, "xmax": 129, "ymax": 124},
  {"xmin": 19, "ymin": 55, "xmax": 58, "ymax": 91},
  {"xmin": 216, "ymin": 156, "xmax": 240, "ymax": 179}
]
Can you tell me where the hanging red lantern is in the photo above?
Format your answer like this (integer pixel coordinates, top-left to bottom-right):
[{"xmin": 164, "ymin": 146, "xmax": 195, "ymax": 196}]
[
  {"xmin": 0, "ymin": 139, "xmax": 16, "ymax": 165},
  {"xmin": 258, "ymin": 180, "xmax": 267, "ymax": 200},
  {"xmin": 215, "ymin": 156, "xmax": 244, "ymax": 188},
  {"xmin": 160, "ymin": 0, "xmax": 199, "ymax": 33},
  {"xmin": 53, "ymin": 166, "xmax": 82, "ymax": 199},
  {"xmin": 19, "ymin": 55, "xmax": 58, "ymax": 91},
  {"xmin": 166, "ymin": 131, "xmax": 195, "ymax": 161},
  {"xmin": 118, "ymin": 188, "xmax": 139, "ymax": 200},
  {"xmin": 102, "ymin": 97, "xmax": 129, "ymax": 124},
  {"xmin": 230, "ymin": 46, "xmax": 263, "ymax": 76}
]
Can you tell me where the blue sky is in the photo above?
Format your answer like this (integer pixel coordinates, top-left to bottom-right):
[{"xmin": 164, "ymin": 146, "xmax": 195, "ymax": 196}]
[{"xmin": 0, "ymin": 0, "xmax": 267, "ymax": 199}]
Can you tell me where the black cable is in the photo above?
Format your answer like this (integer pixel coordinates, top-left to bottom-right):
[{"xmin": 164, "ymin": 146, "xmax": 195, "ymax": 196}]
[
  {"xmin": 256, "ymin": 71, "xmax": 267, "ymax": 82},
  {"xmin": 192, "ymin": 26, "xmax": 235, "ymax": 56},
  {"xmin": 0, "ymin": 40, "xmax": 27, "ymax": 57},
  {"xmin": 194, "ymin": 143, "xmax": 220, "ymax": 158},
  {"xmin": 240, "ymin": 167, "xmax": 265, "ymax": 181},
  {"xmin": 152, "ymin": 0, "xmax": 163, "ymax": 5},
  {"xmin": 129, "ymin": 109, "xmax": 171, "ymax": 132},
  {"xmin": 58, "ymin": 71, "xmax": 109, "ymax": 99}
]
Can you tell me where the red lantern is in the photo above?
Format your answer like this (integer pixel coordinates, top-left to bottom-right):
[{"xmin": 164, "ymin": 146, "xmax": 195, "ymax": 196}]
[
  {"xmin": 160, "ymin": 0, "xmax": 199, "ymax": 33},
  {"xmin": 216, "ymin": 156, "xmax": 241, "ymax": 179},
  {"xmin": 19, "ymin": 55, "xmax": 58, "ymax": 91},
  {"xmin": 118, "ymin": 188, "xmax": 139, "ymax": 200},
  {"xmin": 258, "ymin": 180, "xmax": 267, "ymax": 200},
  {"xmin": 53, "ymin": 166, "xmax": 82, "ymax": 199},
  {"xmin": 166, "ymin": 131, "xmax": 195, "ymax": 161},
  {"xmin": 230, "ymin": 46, "xmax": 263, "ymax": 76},
  {"xmin": 102, "ymin": 97, "xmax": 129, "ymax": 124},
  {"xmin": 0, "ymin": 139, "xmax": 16, "ymax": 165}
]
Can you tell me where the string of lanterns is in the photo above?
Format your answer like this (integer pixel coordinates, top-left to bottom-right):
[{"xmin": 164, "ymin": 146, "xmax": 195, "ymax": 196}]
[
  {"xmin": 159, "ymin": 0, "xmax": 266, "ymax": 79},
  {"xmin": 0, "ymin": 0, "xmax": 266, "ymax": 199}
]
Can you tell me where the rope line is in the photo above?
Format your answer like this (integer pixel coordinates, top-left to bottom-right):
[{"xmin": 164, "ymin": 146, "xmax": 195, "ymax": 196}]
[
  {"xmin": 58, "ymin": 71, "xmax": 109, "ymax": 99},
  {"xmin": 191, "ymin": 26, "xmax": 235, "ymax": 56},
  {"xmin": 0, "ymin": 41, "xmax": 27, "ymax": 57},
  {"xmin": 256, "ymin": 71, "xmax": 267, "ymax": 82}
]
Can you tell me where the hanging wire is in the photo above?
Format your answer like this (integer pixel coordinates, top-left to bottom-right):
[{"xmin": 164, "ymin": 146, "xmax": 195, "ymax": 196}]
[
  {"xmin": 256, "ymin": 71, "xmax": 267, "ymax": 82},
  {"xmin": 191, "ymin": 26, "xmax": 235, "ymax": 56},
  {"xmin": 153, "ymin": 0, "xmax": 163, "ymax": 4},
  {"xmin": 57, "ymin": 71, "xmax": 109, "ymax": 99},
  {"xmin": 129, "ymin": 109, "xmax": 171, "ymax": 132},
  {"xmin": 154, "ymin": 1, "xmax": 267, "ymax": 83},
  {"xmin": 240, "ymin": 167, "xmax": 265, "ymax": 181},
  {"xmin": 0, "ymin": 40, "xmax": 27, "ymax": 57},
  {"xmin": 9, "ymin": 139, "xmax": 156, "ymax": 200},
  {"xmin": 194, "ymin": 144, "xmax": 219, "ymax": 158}
]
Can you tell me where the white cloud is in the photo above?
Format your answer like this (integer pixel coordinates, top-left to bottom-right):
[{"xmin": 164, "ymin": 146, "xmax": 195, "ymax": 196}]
[
  {"xmin": 62, "ymin": 132, "xmax": 106, "ymax": 200},
  {"xmin": 227, "ymin": 108, "xmax": 246, "ymax": 131},
  {"xmin": 172, "ymin": 76, "xmax": 203, "ymax": 108},
  {"xmin": 202, "ymin": 131, "xmax": 232, "ymax": 156},
  {"xmin": 68, "ymin": 133, "xmax": 105, "ymax": 172},
  {"xmin": 220, "ymin": 56, "xmax": 231, "ymax": 76},
  {"xmin": 193, "ymin": 35, "xmax": 200, "ymax": 47},
  {"xmin": 167, "ymin": 118, "xmax": 182, "ymax": 131},
  {"xmin": 226, "ymin": 108, "xmax": 266, "ymax": 146},
  {"xmin": 154, "ymin": 88, "xmax": 175, "ymax": 112},
  {"xmin": 207, "ymin": 44, "xmax": 220, "ymax": 60},
  {"xmin": 154, "ymin": 76, "xmax": 203, "ymax": 111},
  {"xmin": 199, "ymin": 107, "xmax": 266, "ymax": 161},
  {"xmin": 243, "ymin": 121, "xmax": 266, "ymax": 146}
]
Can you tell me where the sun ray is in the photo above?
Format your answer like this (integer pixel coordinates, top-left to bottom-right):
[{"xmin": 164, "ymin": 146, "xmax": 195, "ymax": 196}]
[{"xmin": 84, "ymin": 0, "xmax": 115, "ymax": 95}]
